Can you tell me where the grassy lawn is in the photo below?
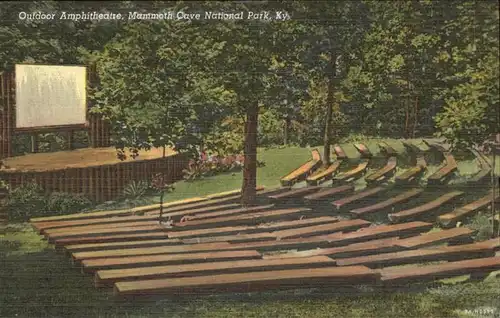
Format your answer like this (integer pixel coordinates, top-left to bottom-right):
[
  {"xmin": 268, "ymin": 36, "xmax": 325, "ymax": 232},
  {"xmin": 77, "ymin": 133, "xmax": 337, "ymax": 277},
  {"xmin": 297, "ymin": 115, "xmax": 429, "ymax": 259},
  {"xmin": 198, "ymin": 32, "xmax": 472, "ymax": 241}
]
[{"xmin": 1, "ymin": 141, "xmax": 500, "ymax": 318}]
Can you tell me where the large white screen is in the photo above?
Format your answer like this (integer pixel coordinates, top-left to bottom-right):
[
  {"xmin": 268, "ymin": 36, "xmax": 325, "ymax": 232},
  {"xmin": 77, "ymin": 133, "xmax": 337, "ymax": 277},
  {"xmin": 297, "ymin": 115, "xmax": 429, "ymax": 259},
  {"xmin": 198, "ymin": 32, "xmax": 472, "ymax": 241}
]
[{"xmin": 15, "ymin": 64, "xmax": 87, "ymax": 129}]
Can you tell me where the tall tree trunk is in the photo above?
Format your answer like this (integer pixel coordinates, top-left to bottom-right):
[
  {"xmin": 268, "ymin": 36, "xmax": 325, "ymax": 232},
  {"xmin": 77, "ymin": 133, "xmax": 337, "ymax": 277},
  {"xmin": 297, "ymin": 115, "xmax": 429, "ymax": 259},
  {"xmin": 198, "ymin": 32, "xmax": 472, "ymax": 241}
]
[
  {"xmin": 323, "ymin": 53, "xmax": 337, "ymax": 167},
  {"xmin": 412, "ymin": 96, "xmax": 419, "ymax": 138},
  {"xmin": 241, "ymin": 101, "xmax": 259, "ymax": 206},
  {"xmin": 284, "ymin": 116, "xmax": 290, "ymax": 145}
]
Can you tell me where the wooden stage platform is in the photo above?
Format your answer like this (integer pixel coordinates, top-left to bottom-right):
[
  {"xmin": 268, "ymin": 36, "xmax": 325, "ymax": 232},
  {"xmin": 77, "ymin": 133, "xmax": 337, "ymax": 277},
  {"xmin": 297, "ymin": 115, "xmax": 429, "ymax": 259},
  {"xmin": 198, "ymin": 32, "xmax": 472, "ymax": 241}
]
[{"xmin": 0, "ymin": 147, "xmax": 188, "ymax": 202}]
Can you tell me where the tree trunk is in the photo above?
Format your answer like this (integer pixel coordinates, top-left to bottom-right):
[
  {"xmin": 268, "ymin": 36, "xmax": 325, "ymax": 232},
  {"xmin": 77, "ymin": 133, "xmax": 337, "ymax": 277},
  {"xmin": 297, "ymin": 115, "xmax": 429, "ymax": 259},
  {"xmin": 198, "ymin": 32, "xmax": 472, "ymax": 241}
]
[
  {"xmin": 241, "ymin": 101, "xmax": 259, "ymax": 206},
  {"xmin": 159, "ymin": 191, "xmax": 164, "ymax": 224},
  {"xmin": 323, "ymin": 53, "xmax": 337, "ymax": 167},
  {"xmin": 284, "ymin": 116, "xmax": 290, "ymax": 145}
]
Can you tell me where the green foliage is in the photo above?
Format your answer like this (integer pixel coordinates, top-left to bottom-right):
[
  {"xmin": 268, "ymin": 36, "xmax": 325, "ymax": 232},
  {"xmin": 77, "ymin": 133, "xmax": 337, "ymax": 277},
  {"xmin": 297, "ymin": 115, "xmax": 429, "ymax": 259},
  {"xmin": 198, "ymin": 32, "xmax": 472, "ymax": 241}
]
[
  {"xmin": 5, "ymin": 183, "xmax": 46, "ymax": 222},
  {"xmin": 46, "ymin": 192, "xmax": 92, "ymax": 215},
  {"xmin": 5, "ymin": 182, "xmax": 92, "ymax": 221},
  {"xmin": 122, "ymin": 180, "xmax": 153, "ymax": 202}
]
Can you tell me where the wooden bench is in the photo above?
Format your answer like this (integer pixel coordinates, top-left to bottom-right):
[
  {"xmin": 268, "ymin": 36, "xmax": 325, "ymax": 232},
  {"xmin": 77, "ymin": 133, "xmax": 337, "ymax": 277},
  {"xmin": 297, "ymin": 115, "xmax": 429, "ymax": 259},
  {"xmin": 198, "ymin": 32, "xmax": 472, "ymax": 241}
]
[
  {"xmin": 350, "ymin": 188, "xmax": 424, "ymax": 218},
  {"xmin": 332, "ymin": 160, "xmax": 369, "ymax": 183},
  {"xmin": 64, "ymin": 239, "xmax": 184, "ymax": 254},
  {"xmin": 72, "ymin": 242, "xmax": 234, "ymax": 263},
  {"xmin": 353, "ymin": 143, "xmax": 373, "ymax": 159},
  {"xmin": 31, "ymin": 187, "xmax": 266, "ymax": 223},
  {"xmin": 325, "ymin": 221, "xmax": 434, "ymax": 245},
  {"xmin": 113, "ymin": 266, "xmax": 380, "ymax": 297},
  {"xmin": 43, "ymin": 220, "xmax": 169, "ymax": 237},
  {"xmin": 47, "ymin": 225, "xmax": 169, "ymax": 243},
  {"xmin": 306, "ymin": 161, "xmax": 342, "ymax": 186},
  {"xmin": 438, "ymin": 191, "xmax": 499, "ymax": 228},
  {"xmin": 173, "ymin": 207, "xmax": 312, "ymax": 230},
  {"xmin": 82, "ymin": 250, "xmax": 263, "ymax": 273},
  {"xmin": 181, "ymin": 233, "xmax": 278, "ymax": 244},
  {"xmin": 272, "ymin": 219, "xmax": 371, "ymax": 239},
  {"xmin": 95, "ymin": 256, "xmax": 336, "ymax": 288},
  {"xmin": 423, "ymin": 140, "xmax": 458, "ymax": 185},
  {"xmin": 306, "ymin": 145, "xmax": 348, "ymax": 186},
  {"xmin": 365, "ymin": 157, "xmax": 397, "ymax": 184},
  {"xmin": 178, "ymin": 204, "xmax": 275, "ymax": 222},
  {"xmin": 280, "ymin": 149, "xmax": 322, "ymax": 186},
  {"xmin": 303, "ymin": 185, "xmax": 355, "ymax": 203},
  {"xmin": 268, "ymin": 186, "xmax": 322, "ymax": 201},
  {"xmin": 264, "ymin": 238, "xmax": 403, "ymax": 260},
  {"xmin": 395, "ymin": 227, "xmax": 476, "ymax": 249},
  {"xmin": 395, "ymin": 142, "xmax": 427, "ymax": 184},
  {"xmin": 169, "ymin": 216, "xmax": 339, "ymax": 239},
  {"xmin": 54, "ymin": 232, "xmax": 172, "ymax": 247},
  {"xmin": 336, "ymin": 241, "xmax": 494, "ymax": 268},
  {"xmin": 388, "ymin": 191, "xmax": 464, "ymax": 223},
  {"xmin": 332, "ymin": 186, "xmax": 388, "ymax": 210},
  {"xmin": 380, "ymin": 256, "xmax": 500, "ymax": 286},
  {"xmin": 333, "ymin": 145, "xmax": 348, "ymax": 160},
  {"xmin": 467, "ymin": 148, "xmax": 492, "ymax": 184}
]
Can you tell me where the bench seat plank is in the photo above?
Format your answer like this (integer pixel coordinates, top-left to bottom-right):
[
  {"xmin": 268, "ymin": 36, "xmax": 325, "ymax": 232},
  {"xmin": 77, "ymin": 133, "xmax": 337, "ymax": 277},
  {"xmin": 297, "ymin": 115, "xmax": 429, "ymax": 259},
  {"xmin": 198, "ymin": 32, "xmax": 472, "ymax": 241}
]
[
  {"xmin": 113, "ymin": 266, "xmax": 380, "ymax": 297},
  {"xmin": 365, "ymin": 157, "xmax": 397, "ymax": 183},
  {"xmin": 388, "ymin": 191, "xmax": 464, "ymax": 223},
  {"xmin": 82, "ymin": 250, "xmax": 262, "ymax": 273},
  {"xmin": 336, "ymin": 242, "xmax": 494, "ymax": 268},
  {"xmin": 95, "ymin": 255, "xmax": 335, "ymax": 288},
  {"xmin": 332, "ymin": 186, "xmax": 387, "ymax": 210},
  {"xmin": 273, "ymin": 219, "xmax": 371, "ymax": 239},
  {"xmin": 380, "ymin": 256, "xmax": 500, "ymax": 285},
  {"xmin": 438, "ymin": 192, "xmax": 499, "ymax": 228},
  {"xmin": 303, "ymin": 185, "xmax": 355, "ymax": 202},
  {"xmin": 280, "ymin": 149, "xmax": 322, "ymax": 186},
  {"xmin": 168, "ymin": 217, "xmax": 339, "ymax": 239},
  {"xmin": 333, "ymin": 161, "xmax": 369, "ymax": 183},
  {"xmin": 306, "ymin": 161, "xmax": 342, "ymax": 186},
  {"xmin": 395, "ymin": 227, "xmax": 475, "ymax": 249},
  {"xmin": 350, "ymin": 188, "xmax": 424, "ymax": 217}
]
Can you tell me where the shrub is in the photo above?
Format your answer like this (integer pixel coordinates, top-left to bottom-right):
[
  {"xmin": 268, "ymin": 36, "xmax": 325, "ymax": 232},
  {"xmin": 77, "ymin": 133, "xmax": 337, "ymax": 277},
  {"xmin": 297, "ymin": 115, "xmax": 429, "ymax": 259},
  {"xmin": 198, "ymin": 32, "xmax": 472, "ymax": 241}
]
[
  {"xmin": 5, "ymin": 182, "xmax": 48, "ymax": 221},
  {"xmin": 5, "ymin": 182, "xmax": 94, "ymax": 221},
  {"xmin": 46, "ymin": 192, "xmax": 93, "ymax": 215},
  {"xmin": 182, "ymin": 154, "xmax": 265, "ymax": 181}
]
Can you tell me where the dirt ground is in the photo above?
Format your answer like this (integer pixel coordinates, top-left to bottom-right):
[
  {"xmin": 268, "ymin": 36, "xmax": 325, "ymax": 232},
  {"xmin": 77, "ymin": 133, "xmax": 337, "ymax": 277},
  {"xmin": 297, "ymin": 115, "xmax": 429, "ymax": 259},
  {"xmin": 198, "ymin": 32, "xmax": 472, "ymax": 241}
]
[{"xmin": 1, "ymin": 147, "xmax": 176, "ymax": 172}]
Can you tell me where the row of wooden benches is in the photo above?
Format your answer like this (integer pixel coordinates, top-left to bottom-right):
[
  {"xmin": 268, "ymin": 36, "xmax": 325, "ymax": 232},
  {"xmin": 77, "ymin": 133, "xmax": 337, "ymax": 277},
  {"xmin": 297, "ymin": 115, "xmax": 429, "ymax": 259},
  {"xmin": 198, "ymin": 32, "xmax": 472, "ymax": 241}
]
[{"xmin": 280, "ymin": 140, "xmax": 491, "ymax": 188}]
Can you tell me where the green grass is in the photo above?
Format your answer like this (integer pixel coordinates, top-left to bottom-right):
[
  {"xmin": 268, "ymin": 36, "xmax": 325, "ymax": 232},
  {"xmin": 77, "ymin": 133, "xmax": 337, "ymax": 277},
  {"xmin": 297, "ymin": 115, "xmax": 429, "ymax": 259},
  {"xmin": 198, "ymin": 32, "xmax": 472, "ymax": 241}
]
[{"xmin": 1, "ymin": 140, "xmax": 500, "ymax": 317}]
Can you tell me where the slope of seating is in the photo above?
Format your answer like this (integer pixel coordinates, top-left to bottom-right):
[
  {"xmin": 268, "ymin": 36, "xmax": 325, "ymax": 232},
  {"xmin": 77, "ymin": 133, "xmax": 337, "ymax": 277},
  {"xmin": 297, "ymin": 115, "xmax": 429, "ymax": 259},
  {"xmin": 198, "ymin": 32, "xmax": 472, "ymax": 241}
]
[
  {"xmin": 350, "ymin": 188, "xmax": 424, "ymax": 218},
  {"xmin": 64, "ymin": 239, "xmax": 183, "ymax": 254},
  {"xmin": 380, "ymin": 256, "xmax": 500, "ymax": 286},
  {"xmin": 438, "ymin": 191, "xmax": 498, "ymax": 228},
  {"xmin": 388, "ymin": 191, "xmax": 464, "ymax": 223},
  {"xmin": 336, "ymin": 242, "xmax": 494, "ymax": 268},
  {"xmin": 332, "ymin": 186, "xmax": 388, "ymax": 210},
  {"xmin": 280, "ymin": 149, "xmax": 322, "ymax": 186},
  {"xmin": 303, "ymin": 185, "xmax": 355, "ymax": 203},
  {"xmin": 95, "ymin": 256, "xmax": 336, "ymax": 288},
  {"xmin": 113, "ymin": 266, "xmax": 380, "ymax": 297}
]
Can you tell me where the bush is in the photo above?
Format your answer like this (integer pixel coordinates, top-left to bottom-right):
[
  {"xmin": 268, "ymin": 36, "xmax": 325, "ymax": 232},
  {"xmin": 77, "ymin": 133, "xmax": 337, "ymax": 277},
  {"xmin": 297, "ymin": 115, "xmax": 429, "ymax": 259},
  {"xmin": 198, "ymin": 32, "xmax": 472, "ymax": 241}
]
[
  {"xmin": 5, "ymin": 182, "xmax": 93, "ymax": 221},
  {"xmin": 182, "ymin": 154, "xmax": 265, "ymax": 182},
  {"xmin": 46, "ymin": 192, "xmax": 93, "ymax": 215},
  {"xmin": 5, "ymin": 183, "xmax": 47, "ymax": 222}
]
